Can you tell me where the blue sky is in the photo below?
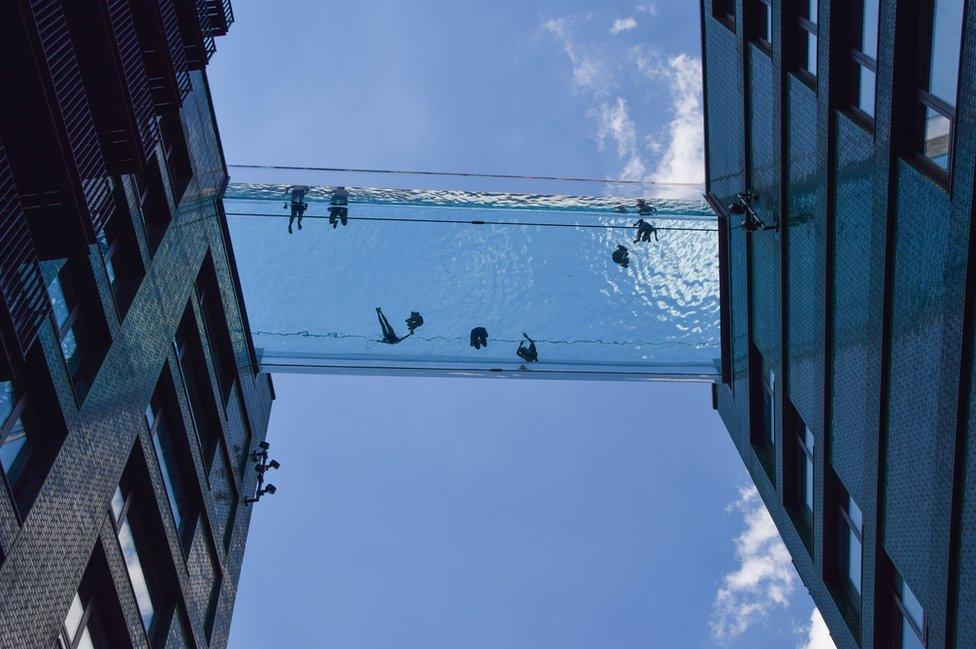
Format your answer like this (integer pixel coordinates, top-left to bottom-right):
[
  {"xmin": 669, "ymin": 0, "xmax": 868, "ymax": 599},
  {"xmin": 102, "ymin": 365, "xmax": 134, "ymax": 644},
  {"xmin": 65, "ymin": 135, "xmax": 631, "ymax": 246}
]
[{"xmin": 208, "ymin": 2, "xmax": 833, "ymax": 647}]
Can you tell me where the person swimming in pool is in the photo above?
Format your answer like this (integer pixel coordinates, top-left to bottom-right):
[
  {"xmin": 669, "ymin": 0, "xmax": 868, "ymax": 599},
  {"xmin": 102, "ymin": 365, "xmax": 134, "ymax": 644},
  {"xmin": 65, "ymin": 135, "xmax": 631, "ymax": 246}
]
[
  {"xmin": 633, "ymin": 218, "xmax": 659, "ymax": 243},
  {"xmin": 285, "ymin": 186, "xmax": 309, "ymax": 234},
  {"xmin": 612, "ymin": 244, "xmax": 630, "ymax": 268},
  {"xmin": 328, "ymin": 186, "xmax": 350, "ymax": 229},
  {"xmin": 405, "ymin": 311, "xmax": 424, "ymax": 333},
  {"xmin": 376, "ymin": 307, "xmax": 405, "ymax": 344},
  {"xmin": 517, "ymin": 333, "xmax": 538, "ymax": 363},
  {"xmin": 470, "ymin": 327, "xmax": 489, "ymax": 350}
]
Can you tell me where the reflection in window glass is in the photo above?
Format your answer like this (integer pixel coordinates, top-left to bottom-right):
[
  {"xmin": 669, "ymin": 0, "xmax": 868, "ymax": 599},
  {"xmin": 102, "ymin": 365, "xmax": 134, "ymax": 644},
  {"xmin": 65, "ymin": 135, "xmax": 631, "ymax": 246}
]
[
  {"xmin": 861, "ymin": 0, "xmax": 879, "ymax": 58},
  {"xmin": 111, "ymin": 486, "xmax": 125, "ymax": 521},
  {"xmin": 64, "ymin": 592, "xmax": 85, "ymax": 640},
  {"xmin": 76, "ymin": 628, "xmax": 95, "ymax": 649},
  {"xmin": 896, "ymin": 575, "xmax": 926, "ymax": 649},
  {"xmin": 117, "ymin": 517, "xmax": 155, "ymax": 631},
  {"xmin": 0, "ymin": 417, "xmax": 29, "ymax": 485},
  {"xmin": 923, "ymin": 107, "xmax": 951, "ymax": 169},
  {"xmin": 928, "ymin": 0, "xmax": 964, "ymax": 105},
  {"xmin": 806, "ymin": 33, "xmax": 817, "ymax": 76},
  {"xmin": 802, "ymin": 428, "xmax": 814, "ymax": 514},
  {"xmin": 858, "ymin": 66, "xmax": 876, "ymax": 117},
  {"xmin": 46, "ymin": 277, "xmax": 70, "ymax": 329},
  {"xmin": 844, "ymin": 496, "xmax": 863, "ymax": 596},
  {"xmin": 96, "ymin": 233, "xmax": 117, "ymax": 285},
  {"xmin": 150, "ymin": 412, "xmax": 184, "ymax": 532},
  {"xmin": 60, "ymin": 327, "xmax": 78, "ymax": 364},
  {"xmin": 0, "ymin": 382, "xmax": 13, "ymax": 423}
]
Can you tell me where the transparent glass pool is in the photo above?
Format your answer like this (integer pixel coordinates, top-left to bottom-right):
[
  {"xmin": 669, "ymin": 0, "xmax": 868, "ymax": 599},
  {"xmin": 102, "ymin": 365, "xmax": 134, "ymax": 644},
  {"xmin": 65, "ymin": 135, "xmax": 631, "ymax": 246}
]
[{"xmin": 224, "ymin": 169, "xmax": 719, "ymax": 380}]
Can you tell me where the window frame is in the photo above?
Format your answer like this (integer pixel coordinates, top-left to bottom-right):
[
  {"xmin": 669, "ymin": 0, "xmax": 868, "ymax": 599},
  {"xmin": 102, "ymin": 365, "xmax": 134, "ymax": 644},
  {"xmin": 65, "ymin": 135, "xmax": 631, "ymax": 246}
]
[
  {"xmin": 0, "ymin": 389, "xmax": 31, "ymax": 492},
  {"xmin": 792, "ymin": 0, "xmax": 818, "ymax": 83},
  {"xmin": 46, "ymin": 270, "xmax": 88, "ymax": 374},
  {"xmin": 845, "ymin": 0, "xmax": 880, "ymax": 126},
  {"xmin": 110, "ymin": 483, "xmax": 160, "ymax": 640},
  {"xmin": 196, "ymin": 263, "xmax": 237, "ymax": 408},
  {"xmin": 145, "ymin": 397, "xmax": 187, "ymax": 541},
  {"xmin": 712, "ymin": 0, "xmax": 736, "ymax": 31},
  {"xmin": 173, "ymin": 312, "xmax": 221, "ymax": 470},
  {"xmin": 907, "ymin": 0, "xmax": 965, "ymax": 183},
  {"xmin": 747, "ymin": 0, "xmax": 773, "ymax": 50},
  {"xmin": 893, "ymin": 574, "xmax": 928, "ymax": 648},
  {"xmin": 58, "ymin": 590, "xmax": 97, "ymax": 649},
  {"xmin": 839, "ymin": 494, "xmax": 864, "ymax": 603}
]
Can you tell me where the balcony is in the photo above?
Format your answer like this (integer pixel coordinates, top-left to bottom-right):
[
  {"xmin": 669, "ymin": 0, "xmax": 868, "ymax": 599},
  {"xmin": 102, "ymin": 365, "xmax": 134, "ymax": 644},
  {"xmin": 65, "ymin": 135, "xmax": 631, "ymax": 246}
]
[
  {"xmin": 0, "ymin": 141, "xmax": 49, "ymax": 357},
  {"xmin": 131, "ymin": 0, "xmax": 192, "ymax": 109},
  {"xmin": 0, "ymin": 0, "xmax": 116, "ymax": 251},
  {"xmin": 223, "ymin": 168, "xmax": 720, "ymax": 380},
  {"xmin": 175, "ymin": 0, "xmax": 216, "ymax": 70},
  {"xmin": 63, "ymin": 0, "xmax": 161, "ymax": 175}
]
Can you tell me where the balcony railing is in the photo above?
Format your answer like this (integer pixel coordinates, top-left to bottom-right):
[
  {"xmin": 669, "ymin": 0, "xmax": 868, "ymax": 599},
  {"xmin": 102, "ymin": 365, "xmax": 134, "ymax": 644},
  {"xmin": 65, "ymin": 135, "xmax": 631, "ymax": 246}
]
[
  {"xmin": 26, "ymin": 0, "xmax": 115, "ymax": 235},
  {"xmin": 0, "ymin": 142, "xmax": 49, "ymax": 357},
  {"xmin": 106, "ymin": 0, "xmax": 160, "ymax": 167}
]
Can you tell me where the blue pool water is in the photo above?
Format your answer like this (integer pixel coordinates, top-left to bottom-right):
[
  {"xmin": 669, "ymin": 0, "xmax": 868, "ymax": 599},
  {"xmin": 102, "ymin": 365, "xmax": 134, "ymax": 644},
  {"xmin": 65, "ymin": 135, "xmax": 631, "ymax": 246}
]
[{"xmin": 224, "ymin": 179, "xmax": 720, "ymax": 380}]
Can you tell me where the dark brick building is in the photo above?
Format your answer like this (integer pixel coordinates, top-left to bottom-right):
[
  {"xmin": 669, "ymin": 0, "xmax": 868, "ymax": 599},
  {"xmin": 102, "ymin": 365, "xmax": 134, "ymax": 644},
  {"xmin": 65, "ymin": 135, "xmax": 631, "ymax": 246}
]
[
  {"xmin": 0, "ymin": 0, "xmax": 273, "ymax": 646},
  {"xmin": 702, "ymin": 0, "xmax": 976, "ymax": 647}
]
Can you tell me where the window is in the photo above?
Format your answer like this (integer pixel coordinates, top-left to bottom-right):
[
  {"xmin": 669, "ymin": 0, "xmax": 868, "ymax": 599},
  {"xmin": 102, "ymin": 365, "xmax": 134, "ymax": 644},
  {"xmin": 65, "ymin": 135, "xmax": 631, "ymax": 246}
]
[
  {"xmin": 840, "ymin": 493, "xmax": 863, "ymax": 600},
  {"xmin": 0, "ymin": 380, "xmax": 33, "ymax": 496},
  {"xmin": 713, "ymin": 0, "xmax": 735, "ymax": 29},
  {"xmin": 134, "ymin": 160, "xmax": 171, "ymax": 254},
  {"xmin": 848, "ymin": 0, "xmax": 879, "ymax": 119},
  {"xmin": 788, "ymin": 406, "xmax": 815, "ymax": 538},
  {"xmin": 174, "ymin": 308, "xmax": 221, "ymax": 468},
  {"xmin": 96, "ymin": 181, "xmax": 144, "ymax": 315},
  {"xmin": 911, "ymin": 0, "xmax": 964, "ymax": 173},
  {"xmin": 58, "ymin": 547, "xmax": 131, "ymax": 649},
  {"xmin": 44, "ymin": 263, "xmax": 88, "ymax": 374},
  {"xmin": 893, "ymin": 572, "xmax": 927, "ymax": 649},
  {"xmin": 146, "ymin": 372, "xmax": 200, "ymax": 553},
  {"xmin": 110, "ymin": 484, "xmax": 158, "ymax": 635},
  {"xmin": 748, "ymin": 0, "xmax": 772, "ymax": 47},
  {"xmin": 196, "ymin": 257, "xmax": 237, "ymax": 406},
  {"xmin": 158, "ymin": 112, "xmax": 192, "ymax": 203},
  {"xmin": 146, "ymin": 398, "xmax": 187, "ymax": 537},
  {"xmin": 794, "ymin": 0, "xmax": 818, "ymax": 78},
  {"xmin": 750, "ymin": 344, "xmax": 776, "ymax": 478},
  {"xmin": 57, "ymin": 589, "xmax": 112, "ymax": 649}
]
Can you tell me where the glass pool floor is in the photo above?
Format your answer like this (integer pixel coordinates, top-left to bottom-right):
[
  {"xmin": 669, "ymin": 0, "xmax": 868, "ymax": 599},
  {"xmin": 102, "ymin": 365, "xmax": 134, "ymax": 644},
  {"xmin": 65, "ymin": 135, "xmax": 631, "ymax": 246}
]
[{"xmin": 224, "ymin": 169, "xmax": 719, "ymax": 380}]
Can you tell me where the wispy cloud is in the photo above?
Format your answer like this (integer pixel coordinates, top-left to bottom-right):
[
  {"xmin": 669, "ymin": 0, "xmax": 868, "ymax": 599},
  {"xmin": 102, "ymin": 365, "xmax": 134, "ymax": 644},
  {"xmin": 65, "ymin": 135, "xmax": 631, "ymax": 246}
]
[
  {"xmin": 590, "ymin": 98, "xmax": 647, "ymax": 181},
  {"xmin": 638, "ymin": 2, "xmax": 659, "ymax": 16},
  {"xmin": 610, "ymin": 17, "xmax": 638, "ymax": 34},
  {"xmin": 799, "ymin": 609, "xmax": 836, "ymax": 649},
  {"xmin": 541, "ymin": 13, "xmax": 704, "ymax": 189},
  {"xmin": 642, "ymin": 53, "xmax": 704, "ymax": 184},
  {"xmin": 542, "ymin": 18, "xmax": 610, "ymax": 95},
  {"xmin": 710, "ymin": 486, "xmax": 797, "ymax": 642}
]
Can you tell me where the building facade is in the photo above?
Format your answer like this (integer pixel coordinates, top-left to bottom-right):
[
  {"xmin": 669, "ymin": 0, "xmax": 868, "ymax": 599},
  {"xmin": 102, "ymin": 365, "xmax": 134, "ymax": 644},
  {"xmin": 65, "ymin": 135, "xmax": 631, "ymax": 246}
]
[
  {"xmin": 702, "ymin": 1, "xmax": 976, "ymax": 648},
  {"xmin": 0, "ymin": 0, "xmax": 273, "ymax": 647}
]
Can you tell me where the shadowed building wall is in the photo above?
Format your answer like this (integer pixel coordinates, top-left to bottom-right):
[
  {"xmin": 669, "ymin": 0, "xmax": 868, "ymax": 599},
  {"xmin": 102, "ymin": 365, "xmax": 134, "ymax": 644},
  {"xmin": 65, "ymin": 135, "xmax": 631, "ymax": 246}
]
[
  {"xmin": 0, "ymin": 1, "xmax": 273, "ymax": 646},
  {"xmin": 702, "ymin": 1, "xmax": 976, "ymax": 648}
]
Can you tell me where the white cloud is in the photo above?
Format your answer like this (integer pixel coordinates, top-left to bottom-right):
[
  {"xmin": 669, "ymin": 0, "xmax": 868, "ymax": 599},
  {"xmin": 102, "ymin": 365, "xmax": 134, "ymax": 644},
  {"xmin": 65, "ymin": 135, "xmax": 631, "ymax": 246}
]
[
  {"xmin": 590, "ymin": 98, "xmax": 647, "ymax": 181},
  {"xmin": 542, "ymin": 17, "xmax": 704, "ymax": 189},
  {"xmin": 610, "ymin": 17, "xmax": 638, "ymax": 34},
  {"xmin": 799, "ymin": 608, "xmax": 836, "ymax": 649},
  {"xmin": 710, "ymin": 486, "xmax": 797, "ymax": 642},
  {"xmin": 628, "ymin": 48, "xmax": 704, "ymax": 185},
  {"xmin": 542, "ymin": 18, "xmax": 610, "ymax": 95},
  {"xmin": 638, "ymin": 2, "xmax": 659, "ymax": 15}
]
